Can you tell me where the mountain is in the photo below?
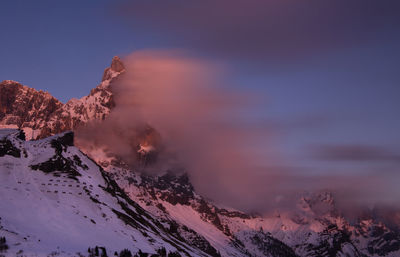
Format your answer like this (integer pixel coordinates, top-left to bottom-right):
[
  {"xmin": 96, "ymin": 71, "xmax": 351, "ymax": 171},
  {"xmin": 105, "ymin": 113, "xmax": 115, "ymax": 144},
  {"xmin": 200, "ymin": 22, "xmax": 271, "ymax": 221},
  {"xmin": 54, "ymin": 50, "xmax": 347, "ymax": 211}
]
[
  {"xmin": 0, "ymin": 129, "xmax": 215, "ymax": 257},
  {"xmin": 1, "ymin": 57, "xmax": 400, "ymax": 257},
  {"xmin": 0, "ymin": 56, "xmax": 123, "ymax": 140},
  {"xmin": 100, "ymin": 156, "xmax": 400, "ymax": 257},
  {"xmin": 0, "ymin": 80, "xmax": 63, "ymax": 139}
]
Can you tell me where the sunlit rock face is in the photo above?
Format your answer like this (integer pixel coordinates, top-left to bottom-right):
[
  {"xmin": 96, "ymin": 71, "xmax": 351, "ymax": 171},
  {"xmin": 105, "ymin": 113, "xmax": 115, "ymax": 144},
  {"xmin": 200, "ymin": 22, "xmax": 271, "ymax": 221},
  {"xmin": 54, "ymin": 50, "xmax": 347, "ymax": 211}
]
[
  {"xmin": 102, "ymin": 56, "xmax": 125, "ymax": 81},
  {"xmin": 0, "ymin": 80, "xmax": 63, "ymax": 136},
  {"xmin": 0, "ymin": 56, "xmax": 124, "ymax": 140}
]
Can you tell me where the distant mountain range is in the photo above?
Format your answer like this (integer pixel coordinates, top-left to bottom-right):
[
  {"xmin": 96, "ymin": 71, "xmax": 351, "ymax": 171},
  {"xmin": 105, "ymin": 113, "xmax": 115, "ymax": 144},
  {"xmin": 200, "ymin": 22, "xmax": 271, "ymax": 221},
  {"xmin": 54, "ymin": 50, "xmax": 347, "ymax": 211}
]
[{"xmin": 1, "ymin": 57, "xmax": 399, "ymax": 257}]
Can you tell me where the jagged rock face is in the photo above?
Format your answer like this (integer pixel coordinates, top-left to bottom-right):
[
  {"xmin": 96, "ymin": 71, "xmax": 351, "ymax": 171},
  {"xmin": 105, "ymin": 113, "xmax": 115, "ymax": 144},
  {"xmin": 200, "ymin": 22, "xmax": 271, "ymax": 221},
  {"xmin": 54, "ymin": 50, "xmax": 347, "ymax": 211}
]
[
  {"xmin": 250, "ymin": 232, "xmax": 298, "ymax": 257},
  {"xmin": 105, "ymin": 165, "xmax": 400, "ymax": 257},
  {"xmin": 39, "ymin": 77, "xmax": 116, "ymax": 139},
  {"xmin": 300, "ymin": 225, "xmax": 361, "ymax": 257},
  {"xmin": 111, "ymin": 56, "xmax": 125, "ymax": 73},
  {"xmin": 0, "ymin": 80, "xmax": 63, "ymax": 130},
  {"xmin": 0, "ymin": 57, "xmax": 124, "ymax": 140},
  {"xmin": 140, "ymin": 172, "xmax": 196, "ymax": 206},
  {"xmin": 102, "ymin": 56, "xmax": 125, "ymax": 81}
]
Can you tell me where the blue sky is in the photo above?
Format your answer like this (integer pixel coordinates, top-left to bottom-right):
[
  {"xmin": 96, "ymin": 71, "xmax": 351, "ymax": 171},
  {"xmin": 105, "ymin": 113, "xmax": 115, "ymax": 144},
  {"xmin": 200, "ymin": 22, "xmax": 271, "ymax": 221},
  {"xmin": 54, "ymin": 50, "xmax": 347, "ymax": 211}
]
[
  {"xmin": 1, "ymin": 0, "xmax": 400, "ymax": 177},
  {"xmin": 0, "ymin": 1, "xmax": 142, "ymax": 101}
]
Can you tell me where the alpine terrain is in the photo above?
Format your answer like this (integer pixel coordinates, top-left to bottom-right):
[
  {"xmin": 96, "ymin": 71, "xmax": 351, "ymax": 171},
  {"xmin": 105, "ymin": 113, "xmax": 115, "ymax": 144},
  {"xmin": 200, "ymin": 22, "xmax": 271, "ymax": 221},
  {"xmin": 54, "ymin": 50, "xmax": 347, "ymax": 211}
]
[{"xmin": 1, "ymin": 57, "xmax": 400, "ymax": 257}]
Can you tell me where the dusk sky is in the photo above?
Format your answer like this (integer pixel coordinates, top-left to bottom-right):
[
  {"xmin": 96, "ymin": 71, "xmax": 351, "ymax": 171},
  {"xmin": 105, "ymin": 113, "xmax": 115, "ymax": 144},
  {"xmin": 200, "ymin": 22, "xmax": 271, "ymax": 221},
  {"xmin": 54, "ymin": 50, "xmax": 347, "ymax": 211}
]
[{"xmin": 1, "ymin": 0, "xmax": 400, "ymax": 181}]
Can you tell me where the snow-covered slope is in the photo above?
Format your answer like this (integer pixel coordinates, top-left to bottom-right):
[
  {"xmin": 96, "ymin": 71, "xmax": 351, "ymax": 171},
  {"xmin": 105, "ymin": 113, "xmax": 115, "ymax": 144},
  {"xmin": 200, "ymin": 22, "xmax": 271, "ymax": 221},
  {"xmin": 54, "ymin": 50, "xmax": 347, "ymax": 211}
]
[
  {"xmin": 2, "ymin": 127, "xmax": 398, "ymax": 256},
  {"xmin": 0, "ymin": 129, "xmax": 216, "ymax": 257},
  {"xmin": 101, "ymin": 160, "xmax": 400, "ymax": 257}
]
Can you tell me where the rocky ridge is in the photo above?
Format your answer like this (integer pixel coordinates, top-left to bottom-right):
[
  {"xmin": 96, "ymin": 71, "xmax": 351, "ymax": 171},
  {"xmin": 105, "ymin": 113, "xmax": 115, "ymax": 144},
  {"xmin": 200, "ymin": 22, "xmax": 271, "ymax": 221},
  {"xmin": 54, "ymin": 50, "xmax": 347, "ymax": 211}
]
[
  {"xmin": 105, "ymin": 163, "xmax": 400, "ymax": 257},
  {"xmin": 0, "ymin": 56, "xmax": 124, "ymax": 140}
]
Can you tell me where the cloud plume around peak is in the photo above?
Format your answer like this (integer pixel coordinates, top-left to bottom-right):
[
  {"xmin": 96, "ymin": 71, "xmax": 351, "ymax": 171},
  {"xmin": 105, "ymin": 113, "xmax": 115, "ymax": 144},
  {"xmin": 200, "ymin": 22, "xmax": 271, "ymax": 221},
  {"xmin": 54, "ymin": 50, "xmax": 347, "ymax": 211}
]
[
  {"xmin": 77, "ymin": 50, "xmax": 286, "ymax": 210},
  {"xmin": 76, "ymin": 50, "xmax": 400, "ymax": 213}
]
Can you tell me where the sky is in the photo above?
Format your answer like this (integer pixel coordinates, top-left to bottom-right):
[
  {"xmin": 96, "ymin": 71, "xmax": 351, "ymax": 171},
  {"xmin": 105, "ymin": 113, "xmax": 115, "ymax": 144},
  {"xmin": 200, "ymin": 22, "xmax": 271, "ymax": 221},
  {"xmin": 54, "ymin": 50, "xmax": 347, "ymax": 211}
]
[{"xmin": 1, "ymin": 0, "xmax": 400, "ymax": 202}]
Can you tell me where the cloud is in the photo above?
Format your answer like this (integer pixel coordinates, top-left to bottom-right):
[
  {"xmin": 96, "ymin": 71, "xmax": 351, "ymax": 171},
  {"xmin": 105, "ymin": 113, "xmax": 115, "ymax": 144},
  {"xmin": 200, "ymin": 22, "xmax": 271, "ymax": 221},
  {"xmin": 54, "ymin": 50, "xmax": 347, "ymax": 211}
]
[
  {"xmin": 76, "ymin": 50, "xmax": 400, "ymax": 213},
  {"xmin": 312, "ymin": 144, "xmax": 400, "ymax": 163},
  {"xmin": 99, "ymin": 1, "xmax": 400, "ymax": 213},
  {"xmin": 115, "ymin": 0, "xmax": 400, "ymax": 65},
  {"xmin": 76, "ymin": 50, "xmax": 283, "ymax": 211}
]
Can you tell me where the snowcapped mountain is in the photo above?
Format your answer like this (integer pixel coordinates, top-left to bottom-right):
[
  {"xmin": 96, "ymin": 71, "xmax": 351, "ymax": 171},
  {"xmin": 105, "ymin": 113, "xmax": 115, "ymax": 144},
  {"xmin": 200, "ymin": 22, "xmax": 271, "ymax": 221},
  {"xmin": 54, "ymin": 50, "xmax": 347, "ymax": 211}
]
[
  {"xmin": 0, "ymin": 80, "xmax": 63, "ymax": 139},
  {"xmin": 0, "ymin": 56, "xmax": 123, "ymax": 140},
  {"xmin": 101, "ymin": 161, "xmax": 400, "ymax": 257},
  {"xmin": 0, "ymin": 129, "xmax": 217, "ymax": 257},
  {"xmin": 1, "ymin": 57, "xmax": 400, "ymax": 257}
]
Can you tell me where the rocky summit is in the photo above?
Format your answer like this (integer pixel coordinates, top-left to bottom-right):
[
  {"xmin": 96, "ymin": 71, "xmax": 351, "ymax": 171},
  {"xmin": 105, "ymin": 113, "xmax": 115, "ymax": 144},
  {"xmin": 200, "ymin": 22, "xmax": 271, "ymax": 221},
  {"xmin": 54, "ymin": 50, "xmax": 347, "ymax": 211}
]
[{"xmin": 0, "ymin": 56, "xmax": 124, "ymax": 140}]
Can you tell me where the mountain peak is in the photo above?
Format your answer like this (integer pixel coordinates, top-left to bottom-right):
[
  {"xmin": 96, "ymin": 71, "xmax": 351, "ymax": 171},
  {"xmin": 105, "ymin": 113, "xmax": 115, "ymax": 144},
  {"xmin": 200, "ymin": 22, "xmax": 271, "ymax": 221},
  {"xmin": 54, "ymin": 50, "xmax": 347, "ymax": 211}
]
[
  {"xmin": 102, "ymin": 56, "xmax": 125, "ymax": 82},
  {"xmin": 110, "ymin": 56, "xmax": 125, "ymax": 72},
  {"xmin": 1, "ymin": 56, "xmax": 122, "ymax": 140}
]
